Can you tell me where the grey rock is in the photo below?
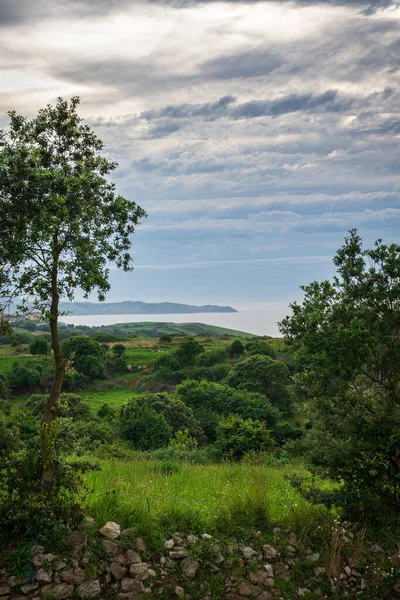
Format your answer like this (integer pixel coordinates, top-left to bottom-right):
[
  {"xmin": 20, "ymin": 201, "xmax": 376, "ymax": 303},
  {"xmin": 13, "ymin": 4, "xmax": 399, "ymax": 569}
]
[
  {"xmin": 117, "ymin": 593, "xmax": 144, "ymax": 600},
  {"xmin": 100, "ymin": 521, "xmax": 121, "ymax": 539},
  {"xmin": 181, "ymin": 557, "xmax": 199, "ymax": 579},
  {"xmin": 81, "ymin": 516, "xmax": 96, "ymax": 530},
  {"xmin": 169, "ymin": 549, "xmax": 189, "ymax": 559},
  {"xmin": 120, "ymin": 578, "xmax": 145, "ymax": 594},
  {"xmin": 31, "ymin": 545, "xmax": 45, "ymax": 557},
  {"xmin": 42, "ymin": 583, "xmax": 74, "ymax": 600},
  {"xmin": 125, "ymin": 550, "xmax": 142, "ymax": 564},
  {"xmin": 114, "ymin": 554, "xmax": 127, "ymax": 565},
  {"xmin": 0, "ymin": 586, "xmax": 10, "ymax": 596},
  {"xmin": 52, "ymin": 561, "xmax": 67, "ymax": 572},
  {"xmin": 148, "ymin": 569, "xmax": 156, "ymax": 577},
  {"xmin": 36, "ymin": 568, "xmax": 53, "ymax": 584},
  {"xmin": 307, "ymin": 553, "xmax": 320, "ymax": 563},
  {"xmin": 164, "ymin": 539, "xmax": 175, "ymax": 549},
  {"xmin": 242, "ymin": 547, "xmax": 257, "ymax": 560},
  {"xmin": 103, "ymin": 540, "xmax": 122, "ymax": 557},
  {"xmin": 8, "ymin": 576, "xmax": 29, "ymax": 587},
  {"xmin": 31, "ymin": 554, "xmax": 44, "ymax": 568},
  {"xmin": 130, "ymin": 563, "xmax": 149, "ymax": 580},
  {"xmin": 20, "ymin": 582, "xmax": 39, "ymax": 594},
  {"xmin": 257, "ymin": 593, "xmax": 272, "ymax": 600},
  {"xmin": 262, "ymin": 545, "xmax": 277, "ymax": 560},
  {"xmin": 201, "ymin": 533, "xmax": 212, "ymax": 540},
  {"xmin": 42, "ymin": 553, "xmax": 57, "ymax": 563},
  {"xmin": 136, "ymin": 538, "xmax": 146, "ymax": 552},
  {"xmin": 250, "ymin": 571, "xmax": 270, "ymax": 585},
  {"xmin": 237, "ymin": 581, "xmax": 262, "ymax": 597},
  {"xmin": 110, "ymin": 562, "xmax": 127, "ymax": 580},
  {"xmin": 313, "ymin": 567, "xmax": 326, "ymax": 577},
  {"xmin": 78, "ymin": 579, "xmax": 101, "ymax": 598},
  {"xmin": 264, "ymin": 564, "xmax": 274, "ymax": 578},
  {"xmin": 60, "ymin": 567, "xmax": 86, "ymax": 585},
  {"xmin": 175, "ymin": 586, "xmax": 185, "ymax": 598}
]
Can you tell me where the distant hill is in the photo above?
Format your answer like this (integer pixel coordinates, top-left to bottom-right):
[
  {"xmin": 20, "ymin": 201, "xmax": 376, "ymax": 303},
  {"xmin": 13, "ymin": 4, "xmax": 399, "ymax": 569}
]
[
  {"xmin": 104, "ymin": 321, "xmax": 254, "ymax": 338},
  {"xmin": 58, "ymin": 301, "xmax": 237, "ymax": 315}
]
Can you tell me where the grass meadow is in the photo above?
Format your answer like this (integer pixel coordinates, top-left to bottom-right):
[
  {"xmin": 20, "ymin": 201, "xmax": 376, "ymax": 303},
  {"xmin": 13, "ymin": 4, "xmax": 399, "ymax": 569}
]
[{"xmin": 83, "ymin": 458, "xmax": 336, "ymax": 552}]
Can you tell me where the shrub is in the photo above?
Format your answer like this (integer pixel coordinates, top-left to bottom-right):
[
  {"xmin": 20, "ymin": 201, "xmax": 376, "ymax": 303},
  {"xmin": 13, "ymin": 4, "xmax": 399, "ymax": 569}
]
[
  {"xmin": 228, "ymin": 339, "xmax": 244, "ymax": 357},
  {"xmin": 26, "ymin": 393, "xmax": 91, "ymax": 420},
  {"xmin": 226, "ymin": 354, "xmax": 292, "ymax": 412},
  {"xmin": 215, "ymin": 414, "xmax": 275, "ymax": 459},
  {"xmin": 196, "ymin": 348, "xmax": 228, "ymax": 367},
  {"xmin": 8, "ymin": 361, "xmax": 42, "ymax": 393},
  {"xmin": 29, "ymin": 335, "xmax": 50, "ymax": 355},
  {"xmin": 170, "ymin": 429, "xmax": 198, "ymax": 450},
  {"xmin": 120, "ymin": 402, "xmax": 172, "ymax": 450},
  {"xmin": 112, "ymin": 343, "xmax": 126, "ymax": 357},
  {"xmin": 245, "ymin": 339, "xmax": 276, "ymax": 358}
]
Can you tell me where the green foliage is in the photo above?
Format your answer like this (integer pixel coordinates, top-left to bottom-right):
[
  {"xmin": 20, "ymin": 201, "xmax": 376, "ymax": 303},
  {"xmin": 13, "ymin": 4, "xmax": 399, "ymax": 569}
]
[
  {"xmin": 170, "ymin": 429, "xmax": 198, "ymax": 450},
  {"xmin": 29, "ymin": 335, "xmax": 50, "ymax": 356},
  {"xmin": 245, "ymin": 339, "xmax": 276, "ymax": 358},
  {"xmin": 188, "ymin": 362, "xmax": 230, "ymax": 383},
  {"xmin": 120, "ymin": 401, "xmax": 172, "ymax": 450},
  {"xmin": 97, "ymin": 402, "xmax": 116, "ymax": 419},
  {"xmin": 121, "ymin": 393, "xmax": 204, "ymax": 445},
  {"xmin": 62, "ymin": 336, "xmax": 106, "ymax": 379},
  {"xmin": 226, "ymin": 354, "xmax": 292, "ymax": 412},
  {"xmin": 26, "ymin": 393, "xmax": 91, "ymax": 420},
  {"xmin": 0, "ymin": 418, "xmax": 87, "ymax": 542},
  {"xmin": 112, "ymin": 343, "xmax": 126, "ymax": 357},
  {"xmin": 174, "ymin": 337, "xmax": 204, "ymax": 366},
  {"xmin": 215, "ymin": 415, "xmax": 275, "ymax": 459},
  {"xmin": 4, "ymin": 542, "xmax": 31, "ymax": 578},
  {"xmin": 0, "ymin": 97, "xmax": 146, "ymax": 312},
  {"xmin": 8, "ymin": 360, "xmax": 42, "ymax": 393},
  {"xmin": 279, "ymin": 230, "xmax": 400, "ymax": 520},
  {"xmin": 195, "ymin": 348, "xmax": 228, "ymax": 367},
  {"xmin": 176, "ymin": 379, "xmax": 280, "ymax": 442},
  {"xmin": 0, "ymin": 373, "xmax": 9, "ymax": 398},
  {"xmin": 228, "ymin": 339, "xmax": 244, "ymax": 357}
]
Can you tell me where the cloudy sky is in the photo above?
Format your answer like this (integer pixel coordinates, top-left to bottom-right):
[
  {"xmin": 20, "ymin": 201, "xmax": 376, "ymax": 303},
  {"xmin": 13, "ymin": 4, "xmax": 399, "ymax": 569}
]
[{"xmin": 1, "ymin": 0, "xmax": 399, "ymax": 308}]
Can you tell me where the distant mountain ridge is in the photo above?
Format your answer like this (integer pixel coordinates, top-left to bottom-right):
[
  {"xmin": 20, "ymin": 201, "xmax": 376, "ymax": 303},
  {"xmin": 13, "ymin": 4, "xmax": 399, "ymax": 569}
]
[{"xmin": 58, "ymin": 300, "xmax": 237, "ymax": 315}]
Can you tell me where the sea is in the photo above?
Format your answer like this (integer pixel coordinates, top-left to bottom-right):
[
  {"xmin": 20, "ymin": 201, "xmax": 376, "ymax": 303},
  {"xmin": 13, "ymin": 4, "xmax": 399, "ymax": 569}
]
[{"xmin": 60, "ymin": 302, "xmax": 292, "ymax": 337}]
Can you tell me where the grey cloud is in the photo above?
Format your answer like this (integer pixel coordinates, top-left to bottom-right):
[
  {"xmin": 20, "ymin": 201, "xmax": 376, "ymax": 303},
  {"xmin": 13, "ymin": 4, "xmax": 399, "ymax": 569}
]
[
  {"xmin": 141, "ymin": 95, "xmax": 236, "ymax": 120},
  {"xmin": 139, "ymin": 90, "xmax": 350, "ymax": 124},
  {"xmin": 202, "ymin": 50, "xmax": 283, "ymax": 80},
  {"xmin": 145, "ymin": 120, "xmax": 181, "ymax": 138},
  {"xmin": 148, "ymin": 0, "xmax": 399, "ymax": 15}
]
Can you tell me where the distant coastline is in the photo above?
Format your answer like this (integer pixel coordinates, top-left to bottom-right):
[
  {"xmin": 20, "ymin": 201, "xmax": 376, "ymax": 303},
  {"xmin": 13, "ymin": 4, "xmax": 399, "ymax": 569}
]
[{"xmin": 58, "ymin": 300, "xmax": 237, "ymax": 315}]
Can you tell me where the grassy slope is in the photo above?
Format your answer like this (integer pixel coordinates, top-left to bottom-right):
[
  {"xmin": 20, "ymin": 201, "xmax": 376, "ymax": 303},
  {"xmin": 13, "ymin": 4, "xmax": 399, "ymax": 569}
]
[{"xmin": 104, "ymin": 321, "xmax": 255, "ymax": 338}]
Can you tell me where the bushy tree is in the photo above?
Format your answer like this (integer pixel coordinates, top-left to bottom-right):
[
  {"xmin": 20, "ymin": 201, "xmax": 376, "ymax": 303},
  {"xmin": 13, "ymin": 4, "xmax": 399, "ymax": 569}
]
[
  {"xmin": 120, "ymin": 401, "xmax": 171, "ymax": 450},
  {"xmin": 112, "ymin": 343, "xmax": 126, "ymax": 357},
  {"xmin": 195, "ymin": 348, "xmax": 228, "ymax": 367},
  {"xmin": 226, "ymin": 355, "xmax": 292, "ymax": 412},
  {"xmin": 228, "ymin": 339, "xmax": 245, "ymax": 357},
  {"xmin": 245, "ymin": 339, "xmax": 276, "ymax": 358},
  {"xmin": 0, "ymin": 97, "xmax": 145, "ymax": 491},
  {"xmin": 122, "ymin": 393, "xmax": 204, "ymax": 443},
  {"xmin": 8, "ymin": 361, "xmax": 42, "ymax": 393},
  {"xmin": 174, "ymin": 337, "xmax": 204, "ymax": 366},
  {"xmin": 62, "ymin": 335, "xmax": 106, "ymax": 379},
  {"xmin": 279, "ymin": 230, "xmax": 400, "ymax": 520},
  {"xmin": 215, "ymin": 415, "xmax": 274, "ymax": 459},
  {"xmin": 29, "ymin": 336, "xmax": 50, "ymax": 356},
  {"xmin": 26, "ymin": 393, "xmax": 91, "ymax": 420},
  {"xmin": 176, "ymin": 380, "xmax": 280, "ymax": 442}
]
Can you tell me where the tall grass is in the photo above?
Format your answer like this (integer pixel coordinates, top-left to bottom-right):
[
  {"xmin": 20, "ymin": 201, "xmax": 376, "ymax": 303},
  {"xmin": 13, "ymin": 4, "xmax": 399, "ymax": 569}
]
[{"xmin": 84, "ymin": 458, "xmax": 333, "ymax": 550}]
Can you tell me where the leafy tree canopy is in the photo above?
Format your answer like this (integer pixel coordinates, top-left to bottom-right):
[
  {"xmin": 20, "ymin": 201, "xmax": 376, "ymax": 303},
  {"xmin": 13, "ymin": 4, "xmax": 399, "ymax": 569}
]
[
  {"xmin": 226, "ymin": 355, "xmax": 292, "ymax": 412},
  {"xmin": 279, "ymin": 230, "xmax": 400, "ymax": 520}
]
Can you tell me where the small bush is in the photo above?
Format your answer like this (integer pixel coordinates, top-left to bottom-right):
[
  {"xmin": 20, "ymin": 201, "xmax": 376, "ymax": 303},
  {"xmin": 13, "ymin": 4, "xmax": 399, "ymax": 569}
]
[{"xmin": 215, "ymin": 414, "xmax": 275, "ymax": 459}]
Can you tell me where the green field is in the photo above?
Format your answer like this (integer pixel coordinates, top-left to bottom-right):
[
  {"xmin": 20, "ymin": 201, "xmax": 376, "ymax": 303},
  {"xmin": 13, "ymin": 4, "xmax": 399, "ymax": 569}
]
[{"xmin": 84, "ymin": 458, "xmax": 332, "ymax": 542}]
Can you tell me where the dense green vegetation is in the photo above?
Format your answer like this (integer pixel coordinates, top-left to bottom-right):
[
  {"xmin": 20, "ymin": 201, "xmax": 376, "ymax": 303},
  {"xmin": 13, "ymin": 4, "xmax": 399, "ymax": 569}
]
[{"xmin": 0, "ymin": 92, "xmax": 398, "ymax": 599}]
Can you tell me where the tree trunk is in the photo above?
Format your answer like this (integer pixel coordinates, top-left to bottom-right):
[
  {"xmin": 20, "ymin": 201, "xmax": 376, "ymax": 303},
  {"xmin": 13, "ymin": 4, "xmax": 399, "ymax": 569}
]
[{"xmin": 40, "ymin": 267, "xmax": 66, "ymax": 494}]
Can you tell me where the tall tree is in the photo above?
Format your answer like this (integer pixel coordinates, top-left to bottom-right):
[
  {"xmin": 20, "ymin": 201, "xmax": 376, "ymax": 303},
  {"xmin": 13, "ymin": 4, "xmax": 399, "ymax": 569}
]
[
  {"xmin": 0, "ymin": 97, "xmax": 146, "ymax": 491},
  {"xmin": 279, "ymin": 230, "xmax": 400, "ymax": 519}
]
